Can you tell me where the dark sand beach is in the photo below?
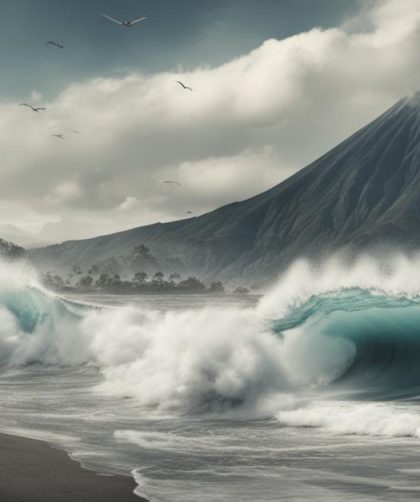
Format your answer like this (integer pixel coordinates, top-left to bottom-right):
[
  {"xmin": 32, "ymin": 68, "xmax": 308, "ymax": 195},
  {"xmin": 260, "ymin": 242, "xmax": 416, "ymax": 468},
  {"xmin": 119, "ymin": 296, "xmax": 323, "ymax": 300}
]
[{"xmin": 0, "ymin": 432, "xmax": 145, "ymax": 502}]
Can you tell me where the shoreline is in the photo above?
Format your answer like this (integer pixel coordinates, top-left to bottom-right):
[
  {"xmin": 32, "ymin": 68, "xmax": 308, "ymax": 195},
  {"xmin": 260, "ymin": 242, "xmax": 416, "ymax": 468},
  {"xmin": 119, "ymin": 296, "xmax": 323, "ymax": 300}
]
[{"xmin": 0, "ymin": 432, "xmax": 147, "ymax": 502}]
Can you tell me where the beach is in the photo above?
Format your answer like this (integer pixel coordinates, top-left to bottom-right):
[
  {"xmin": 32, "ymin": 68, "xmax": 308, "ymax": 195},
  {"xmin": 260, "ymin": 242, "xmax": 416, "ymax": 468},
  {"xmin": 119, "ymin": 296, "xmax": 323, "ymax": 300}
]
[{"xmin": 0, "ymin": 432, "xmax": 145, "ymax": 502}]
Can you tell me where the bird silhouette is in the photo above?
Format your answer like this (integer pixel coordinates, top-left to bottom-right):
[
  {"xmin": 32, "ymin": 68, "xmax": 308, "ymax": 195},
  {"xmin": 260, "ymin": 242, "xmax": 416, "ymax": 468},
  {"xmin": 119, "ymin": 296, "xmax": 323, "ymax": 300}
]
[
  {"xmin": 101, "ymin": 13, "xmax": 147, "ymax": 27},
  {"xmin": 46, "ymin": 41, "xmax": 64, "ymax": 49},
  {"xmin": 186, "ymin": 211, "xmax": 194, "ymax": 214},
  {"xmin": 52, "ymin": 134, "xmax": 65, "ymax": 140},
  {"xmin": 20, "ymin": 103, "xmax": 46, "ymax": 112},
  {"xmin": 163, "ymin": 180, "xmax": 181, "ymax": 187},
  {"xmin": 177, "ymin": 81, "xmax": 193, "ymax": 91}
]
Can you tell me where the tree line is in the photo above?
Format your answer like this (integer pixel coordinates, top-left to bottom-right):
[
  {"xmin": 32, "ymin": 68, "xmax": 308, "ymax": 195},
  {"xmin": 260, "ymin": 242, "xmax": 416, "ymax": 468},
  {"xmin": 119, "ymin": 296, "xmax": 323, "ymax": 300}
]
[
  {"xmin": 41, "ymin": 244, "xmax": 252, "ymax": 294},
  {"xmin": 42, "ymin": 269, "xmax": 250, "ymax": 295}
]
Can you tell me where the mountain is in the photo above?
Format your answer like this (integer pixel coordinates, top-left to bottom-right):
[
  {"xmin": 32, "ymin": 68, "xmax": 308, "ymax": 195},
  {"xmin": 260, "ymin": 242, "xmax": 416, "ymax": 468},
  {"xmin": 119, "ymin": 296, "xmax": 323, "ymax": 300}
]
[
  {"xmin": 29, "ymin": 93, "xmax": 420, "ymax": 284},
  {"xmin": 0, "ymin": 238, "xmax": 25, "ymax": 260}
]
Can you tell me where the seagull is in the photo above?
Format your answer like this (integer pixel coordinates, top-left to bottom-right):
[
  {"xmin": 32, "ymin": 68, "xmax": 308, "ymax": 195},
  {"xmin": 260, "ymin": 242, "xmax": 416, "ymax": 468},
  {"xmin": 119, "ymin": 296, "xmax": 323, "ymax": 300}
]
[
  {"xmin": 177, "ymin": 81, "xmax": 193, "ymax": 92},
  {"xmin": 46, "ymin": 41, "xmax": 64, "ymax": 49},
  {"xmin": 186, "ymin": 211, "xmax": 193, "ymax": 215},
  {"xmin": 52, "ymin": 134, "xmax": 65, "ymax": 140},
  {"xmin": 163, "ymin": 180, "xmax": 181, "ymax": 187},
  {"xmin": 20, "ymin": 103, "xmax": 46, "ymax": 112},
  {"xmin": 100, "ymin": 13, "xmax": 147, "ymax": 27}
]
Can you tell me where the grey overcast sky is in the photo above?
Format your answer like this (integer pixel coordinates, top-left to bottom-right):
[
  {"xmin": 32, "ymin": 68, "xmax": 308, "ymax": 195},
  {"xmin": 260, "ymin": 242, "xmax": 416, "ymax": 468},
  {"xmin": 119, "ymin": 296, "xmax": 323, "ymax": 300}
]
[
  {"xmin": 0, "ymin": 0, "xmax": 359, "ymax": 99},
  {"xmin": 1, "ymin": 0, "xmax": 420, "ymax": 244}
]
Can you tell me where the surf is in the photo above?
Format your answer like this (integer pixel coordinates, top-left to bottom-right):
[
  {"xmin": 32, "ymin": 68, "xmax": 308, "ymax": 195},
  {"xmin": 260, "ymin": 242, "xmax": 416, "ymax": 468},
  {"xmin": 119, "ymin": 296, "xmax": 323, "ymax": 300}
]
[{"xmin": 2, "ymin": 253, "xmax": 420, "ymax": 424}]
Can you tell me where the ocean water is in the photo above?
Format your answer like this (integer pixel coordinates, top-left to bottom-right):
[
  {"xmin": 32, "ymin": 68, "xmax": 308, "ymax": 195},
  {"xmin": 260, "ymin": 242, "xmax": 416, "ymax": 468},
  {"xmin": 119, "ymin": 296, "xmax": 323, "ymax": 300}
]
[{"xmin": 2, "ymin": 257, "xmax": 420, "ymax": 500}]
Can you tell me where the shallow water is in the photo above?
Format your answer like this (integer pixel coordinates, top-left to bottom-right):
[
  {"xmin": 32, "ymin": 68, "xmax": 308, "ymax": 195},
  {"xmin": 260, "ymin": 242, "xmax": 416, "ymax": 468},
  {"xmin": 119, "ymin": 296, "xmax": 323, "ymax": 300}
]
[{"xmin": 1, "ymin": 364, "xmax": 420, "ymax": 501}]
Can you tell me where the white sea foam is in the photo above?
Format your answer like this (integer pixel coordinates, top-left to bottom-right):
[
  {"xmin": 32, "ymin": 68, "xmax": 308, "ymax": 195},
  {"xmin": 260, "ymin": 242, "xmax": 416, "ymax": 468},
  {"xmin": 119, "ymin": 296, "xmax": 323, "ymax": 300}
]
[
  {"xmin": 277, "ymin": 401, "xmax": 420, "ymax": 438},
  {"xmin": 2, "ymin": 253, "xmax": 420, "ymax": 424},
  {"xmin": 85, "ymin": 306, "xmax": 347, "ymax": 413}
]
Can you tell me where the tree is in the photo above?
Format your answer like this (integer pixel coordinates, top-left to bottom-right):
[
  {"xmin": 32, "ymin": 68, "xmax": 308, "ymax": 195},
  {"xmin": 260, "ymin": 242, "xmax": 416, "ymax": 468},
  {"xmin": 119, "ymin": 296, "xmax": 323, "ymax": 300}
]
[
  {"xmin": 96, "ymin": 273, "xmax": 112, "ymax": 288},
  {"xmin": 169, "ymin": 272, "xmax": 181, "ymax": 282},
  {"xmin": 110, "ymin": 274, "xmax": 122, "ymax": 286},
  {"xmin": 153, "ymin": 271, "xmax": 165, "ymax": 283},
  {"xmin": 77, "ymin": 276, "xmax": 93, "ymax": 288},
  {"xmin": 209, "ymin": 281, "xmax": 225, "ymax": 293},
  {"xmin": 0, "ymin": 239, "xmax": 25, "ymax": 260},
  {"xmin": 130, "ymin": 244, "xmax": 160, "ymax": 272},
  {"xmin": 43, "ymin": 272, "xmax": 64, "ymax": 290},
  {"xmin": 88, "ymin": 264, "xmax": 99, "ymax": 276},
  {"xmin": 133, "ymin": 271, "xmax": 148, "ymax": 285},
  {"xmin": 178, "ymin": 277, "xmax": 206, "ymax": 292},
  {"xmin": 53, "ymin": 274, "xmax": 64, "ymax": 288},
  {"xmin": 233, "ymin": 287, "xmax": 250, "ymax": 295},
  {"xmin": 72, "ymin": 264, "xmax": 83, "ymax": 275},
  {"xmin": 133, "ymin": 244, "xmax": 152, "ymax": 259}
]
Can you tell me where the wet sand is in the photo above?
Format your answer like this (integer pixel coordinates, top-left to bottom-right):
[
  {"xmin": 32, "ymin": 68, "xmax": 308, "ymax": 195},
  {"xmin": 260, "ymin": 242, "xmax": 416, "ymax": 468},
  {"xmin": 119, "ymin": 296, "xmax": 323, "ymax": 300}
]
[{"xmin": 0, "ymin": 432, "xmax": 146, "ymax": 501}]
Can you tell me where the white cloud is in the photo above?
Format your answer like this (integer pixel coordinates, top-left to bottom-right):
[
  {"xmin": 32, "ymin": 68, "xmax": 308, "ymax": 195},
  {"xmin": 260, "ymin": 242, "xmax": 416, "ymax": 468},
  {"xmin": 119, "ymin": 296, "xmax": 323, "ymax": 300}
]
[
  {"xmin": 179, "ymin": 148, "xmax": 293, "ymax": 208},
  {"xmin": 47, "ymin": 181, "xmax": 83, "ymax": 205},
  {"xmin": 30, "ymin": 90, "xmax": 43, "ymax": 103},
  {"xmin": 1, "ymin": 0, "xmax": 420, "ymax": 241},
  {"xmin": 118, "ymin": 196, "xmax": 141, "ymax": 211}
]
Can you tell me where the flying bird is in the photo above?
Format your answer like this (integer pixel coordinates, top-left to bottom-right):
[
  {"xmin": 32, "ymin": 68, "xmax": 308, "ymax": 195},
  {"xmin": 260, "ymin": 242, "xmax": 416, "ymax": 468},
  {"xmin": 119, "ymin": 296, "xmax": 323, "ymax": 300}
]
[
  {"xmin": 177, "ymin": 81, "xmax": 193, "ymax": 92},
  {"xmin": 46, "ymin": 41, "xmax": 64, "ymax": 49},
  {"xmin": 100, "ymin": 13, "xmax": 147, "ymax": 27},
  {"xmin": 52, "ymin": 134, "xmax": 65, "ymax": 140},
  {"xmin": 70, "ymin": 129, "xmax": 80, "ymax": 134},
  {"xmin": 186, "ymin": 211, "xmax": 193, "ymax": 215},
  {"xmin": 20, "ymin": 103, "xmax": 46, "ymax": 112},
  {"xmin": 163, "ymin": 180, "xmax": 181, "ymax": 187}
]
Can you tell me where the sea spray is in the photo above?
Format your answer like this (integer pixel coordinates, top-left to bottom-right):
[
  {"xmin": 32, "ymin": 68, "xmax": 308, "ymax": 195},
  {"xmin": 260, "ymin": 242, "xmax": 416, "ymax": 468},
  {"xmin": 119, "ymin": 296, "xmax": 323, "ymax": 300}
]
[{"xmin": 3, "ymin": 254, "xmax": 420, "ymax": 419}]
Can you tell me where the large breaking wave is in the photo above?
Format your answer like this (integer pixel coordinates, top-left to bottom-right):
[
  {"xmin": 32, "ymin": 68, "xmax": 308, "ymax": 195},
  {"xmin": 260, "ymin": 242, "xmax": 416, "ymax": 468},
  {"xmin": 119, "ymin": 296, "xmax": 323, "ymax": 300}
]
[{"xmin": 3, "ymin": 255, "xmax": 420, "ymax": 436}]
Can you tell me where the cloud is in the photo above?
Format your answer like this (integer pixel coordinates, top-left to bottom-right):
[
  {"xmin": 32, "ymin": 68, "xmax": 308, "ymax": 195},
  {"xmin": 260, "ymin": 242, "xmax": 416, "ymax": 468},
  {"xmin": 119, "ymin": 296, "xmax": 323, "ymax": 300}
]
[
  {"xmin": 118, "ymin": 196, "xmax": 141, "ymax": 211},
  {"xmin": 1, "ymin": 0, "xmax": 420, "ymax": 241},
  {"xmin": 178, "ymin": 147, "xmax": 293, "ymax": 209},
  {"xmin": 47, "ymin": 181, "xmax": 83, "ymax": 205}
]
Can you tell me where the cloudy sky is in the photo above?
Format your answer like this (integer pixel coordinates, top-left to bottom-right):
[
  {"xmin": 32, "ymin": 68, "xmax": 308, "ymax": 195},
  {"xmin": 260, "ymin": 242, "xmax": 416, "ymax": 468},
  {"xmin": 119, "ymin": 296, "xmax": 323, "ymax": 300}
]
[{"xmin": 1, "ymin": 0, "xmax": 420, "ymax": 243}]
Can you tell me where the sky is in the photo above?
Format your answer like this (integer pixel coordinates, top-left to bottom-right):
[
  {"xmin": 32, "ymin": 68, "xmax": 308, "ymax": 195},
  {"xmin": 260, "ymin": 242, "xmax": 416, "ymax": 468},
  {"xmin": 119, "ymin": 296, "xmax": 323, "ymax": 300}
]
[{"xmin": 1, "ymin": 0, "xmax": 420, "ymax": 243}]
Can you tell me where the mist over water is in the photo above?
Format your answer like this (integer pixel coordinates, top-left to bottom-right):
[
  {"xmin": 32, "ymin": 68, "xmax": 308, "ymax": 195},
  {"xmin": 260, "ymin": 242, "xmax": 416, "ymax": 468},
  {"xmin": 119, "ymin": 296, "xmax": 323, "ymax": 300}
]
[{"xmin": 2, "ymin": 255, "xmax": 420, "ymax": 500}]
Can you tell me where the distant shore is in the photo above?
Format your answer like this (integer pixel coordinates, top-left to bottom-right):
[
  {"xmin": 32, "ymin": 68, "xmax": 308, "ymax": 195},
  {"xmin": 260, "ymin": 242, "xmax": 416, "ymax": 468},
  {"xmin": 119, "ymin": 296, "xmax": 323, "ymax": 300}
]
[{"xmin": 0, "ymin": 432, "xmax": 146, "ymax": 502}]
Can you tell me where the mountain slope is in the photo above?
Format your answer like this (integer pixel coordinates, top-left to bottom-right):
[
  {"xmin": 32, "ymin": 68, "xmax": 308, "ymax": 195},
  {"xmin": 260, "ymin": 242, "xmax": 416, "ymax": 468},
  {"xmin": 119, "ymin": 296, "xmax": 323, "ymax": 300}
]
[
  {"xmin": 0, "ymin": 238, "xmax": 25, "ymax": 260},
  {"xmin": 30, "ymin": 94, "xmax": 420, "ymax": 283}
]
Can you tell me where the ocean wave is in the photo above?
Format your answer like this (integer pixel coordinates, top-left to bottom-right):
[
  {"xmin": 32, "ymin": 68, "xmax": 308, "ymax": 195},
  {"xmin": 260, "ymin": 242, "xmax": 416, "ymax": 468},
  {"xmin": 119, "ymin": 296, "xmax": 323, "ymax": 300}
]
[
  {"xmin": 276, "ymin": 401, "xmax": 420, "ymax": 438},
  {"xmin": 2, "ymin": 255, "xmax": 420, "ymax": 422}
]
